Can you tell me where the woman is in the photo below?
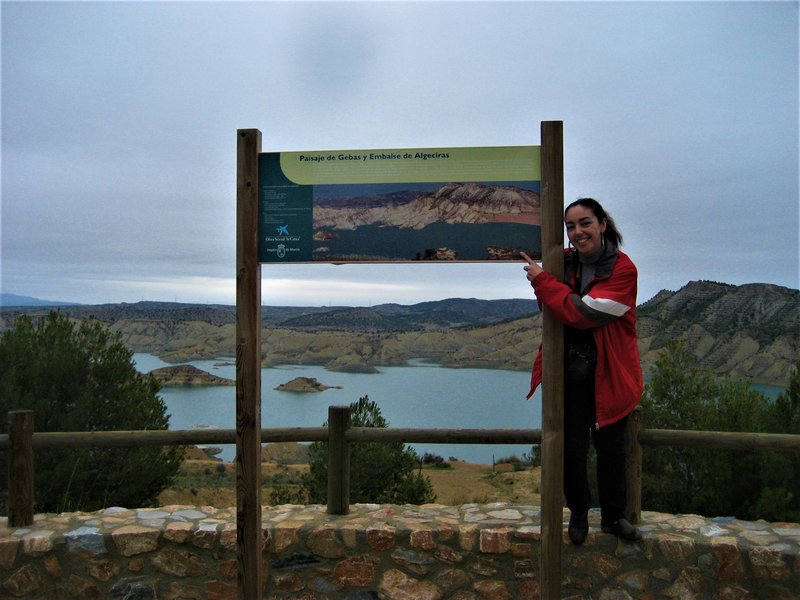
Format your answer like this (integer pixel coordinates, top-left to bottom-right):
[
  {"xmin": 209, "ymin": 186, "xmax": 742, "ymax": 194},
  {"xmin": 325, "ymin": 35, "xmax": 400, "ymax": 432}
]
[{"xmin": 521, "ymin": 198, "xmax": 643, "ymax": 544}]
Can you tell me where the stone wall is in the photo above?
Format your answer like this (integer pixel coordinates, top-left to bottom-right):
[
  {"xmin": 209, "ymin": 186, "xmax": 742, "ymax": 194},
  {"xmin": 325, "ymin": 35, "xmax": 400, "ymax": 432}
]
[{"xmin": 1, "ymin": 503, "xmax": 799, "ymax": 599}]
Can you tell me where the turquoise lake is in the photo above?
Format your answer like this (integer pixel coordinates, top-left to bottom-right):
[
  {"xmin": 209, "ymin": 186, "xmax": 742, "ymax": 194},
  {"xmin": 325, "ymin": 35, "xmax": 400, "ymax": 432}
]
[
  {"xmin": 133, "ymin": 354, "xmax": 542, "ymax": 465},
  {"xmin": 134, "ymin": 354, "xmax": 785, "ymax": 465}
]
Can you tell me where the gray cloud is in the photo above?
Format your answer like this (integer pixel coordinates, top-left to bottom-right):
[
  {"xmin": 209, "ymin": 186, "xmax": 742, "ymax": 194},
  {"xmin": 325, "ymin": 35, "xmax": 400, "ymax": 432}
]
[{"xmin": 2, "ymin": 1, "xmax": 797, "ymax": 306}]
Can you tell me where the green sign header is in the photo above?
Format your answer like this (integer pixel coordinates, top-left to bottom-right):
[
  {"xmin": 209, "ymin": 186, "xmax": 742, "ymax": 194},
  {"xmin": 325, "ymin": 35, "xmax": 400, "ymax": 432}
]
[{"xmin": 278, "ymin": 145, "xmax": 540, "ymax": 185}]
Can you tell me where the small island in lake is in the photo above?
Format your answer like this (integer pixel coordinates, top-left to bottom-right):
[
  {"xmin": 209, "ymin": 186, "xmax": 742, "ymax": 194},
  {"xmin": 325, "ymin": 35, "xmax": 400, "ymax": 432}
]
[
  {"xmin": 274, "ymin": 377, "xmax": 341, "ymax": 393},
  {"xmin": 149, "ymin": 365, "xmax": 235, "ymax": 386}
]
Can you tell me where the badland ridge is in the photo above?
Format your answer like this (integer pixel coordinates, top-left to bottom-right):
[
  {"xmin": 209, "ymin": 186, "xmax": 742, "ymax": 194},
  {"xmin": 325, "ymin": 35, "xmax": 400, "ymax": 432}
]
[
  {"xmin": 313, "ymin": 182, "xmax": 541, "ymax": 231},
  {"xmin": 1, "ymin": 281, "xmax": 797, "ymax": 387}
]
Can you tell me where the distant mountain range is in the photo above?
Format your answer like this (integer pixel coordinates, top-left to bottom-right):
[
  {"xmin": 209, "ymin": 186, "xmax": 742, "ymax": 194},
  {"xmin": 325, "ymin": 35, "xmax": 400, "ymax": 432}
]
[
  {"xmin": 1, "ymin": 282, "xmax": 797, "ymax": 386},
  {"xmin": 0, "ymin": 297, "xmax": 537, "ymax": 330},
  {"xmin": 0, "ymin": 293, "xmax": 80, "ymax": 307}
]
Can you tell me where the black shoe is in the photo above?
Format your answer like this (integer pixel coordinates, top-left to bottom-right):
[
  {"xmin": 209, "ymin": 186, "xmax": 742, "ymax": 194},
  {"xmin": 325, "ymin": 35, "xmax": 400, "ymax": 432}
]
[
  {"xmin": 601, "ymin": 518, "xmax": 642, "ymax": 541},
  {"xmin": 568, "ymin": 512, "xmax": 589, "ymax": 545}
]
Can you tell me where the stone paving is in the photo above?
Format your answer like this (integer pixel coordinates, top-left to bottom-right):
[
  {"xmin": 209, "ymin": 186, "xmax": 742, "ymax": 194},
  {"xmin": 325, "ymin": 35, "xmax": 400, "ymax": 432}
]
[{"xmin": 1, "ymin": 502, "xmax": 799, "ymax": 598}]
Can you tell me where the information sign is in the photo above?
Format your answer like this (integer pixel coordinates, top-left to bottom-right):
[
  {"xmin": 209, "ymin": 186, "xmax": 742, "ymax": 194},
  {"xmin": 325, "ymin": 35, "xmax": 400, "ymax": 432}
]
[{"xmin": 258, "ymin": 145, "xmax": 541, "ymax": 263}]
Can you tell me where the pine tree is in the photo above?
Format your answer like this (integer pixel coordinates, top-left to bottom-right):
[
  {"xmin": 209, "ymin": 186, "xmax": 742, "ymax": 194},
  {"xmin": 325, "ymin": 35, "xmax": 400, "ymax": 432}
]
[
  {"xmin": 640, "ymin": 341, "xmax": 798, "ymax": 521},
  {"xmin": 0, "ymin": 311, "xmax": 183, "ymax": 513},
  {"xmin": 270, "ymin": 395, "xmax": 435, "ymax": 505}
]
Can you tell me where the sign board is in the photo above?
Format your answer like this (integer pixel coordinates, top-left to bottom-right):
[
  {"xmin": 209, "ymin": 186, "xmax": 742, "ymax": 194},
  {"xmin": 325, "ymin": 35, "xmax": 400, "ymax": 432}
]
[{"xmin": 258, "ymin": 145, "xmax": 541, "ymax": 263}]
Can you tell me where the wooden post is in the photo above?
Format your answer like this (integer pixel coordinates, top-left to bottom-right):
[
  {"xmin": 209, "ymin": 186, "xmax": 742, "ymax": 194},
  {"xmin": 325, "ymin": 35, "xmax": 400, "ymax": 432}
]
[
  {"xmin": 625, "ymin": 405, "xmax": 643, "ymax": 524},
  {"xmin": 327, "ymin": 406, "xmax": 351, "ymax": 515},
  {"xmin": 8, "ymin": 410, "xmax": 35, "ymax": 527},
  {"xmin": 539, "ymin": 120, "xmax": 565, "ymax": 600},
  {"xmin": 236, "ymin": 128, "xmax": 263, "ymax": 599}
]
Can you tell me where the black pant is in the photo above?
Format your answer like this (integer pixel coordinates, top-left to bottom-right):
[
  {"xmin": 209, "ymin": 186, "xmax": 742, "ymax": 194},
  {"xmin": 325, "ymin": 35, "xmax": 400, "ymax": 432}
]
[{"xmin": 563, "ymin": 371, "xmax": 628, "ymax": 526}]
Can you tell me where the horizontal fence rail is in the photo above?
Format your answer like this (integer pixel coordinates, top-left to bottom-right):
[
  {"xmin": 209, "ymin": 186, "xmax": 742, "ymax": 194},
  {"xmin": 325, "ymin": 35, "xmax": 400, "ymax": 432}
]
[
  {"xmin": 347, "ymin": 428, "xmax": 541, "ymax": 445},
  {"xmin": 638, "ymin": 429, "xmax": 800, "ymax": 452},
  {"xmin": 2, "ymin": 426, "xmax": 798, "ymax": 452},
  {"xmin": 0, "ymin": 427, "xmax": 330, "ymax": 449},
  {"xmin": 0, "ymin": 427, "xmax": 539, "ymax": 450},
  {"xmin": 2, "ymin": 407, "xmax": 799, "ymax": 527}
]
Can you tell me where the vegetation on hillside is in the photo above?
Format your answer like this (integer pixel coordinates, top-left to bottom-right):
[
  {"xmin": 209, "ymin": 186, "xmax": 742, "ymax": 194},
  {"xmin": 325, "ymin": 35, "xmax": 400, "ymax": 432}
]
[
  {"xmin": 270, "ymin": 395, "xmax": 436, "ymax": 505},
  {"xmin": 0, "ymin": 311, "xmax": 183, "ymax": 514},
  {"xmin": 1, "ymin": 291, "xmax": 797, "ymax": 520},
  {"xmin": 641, "ymin": 340, "xmax": 800, "ymax": 522}
]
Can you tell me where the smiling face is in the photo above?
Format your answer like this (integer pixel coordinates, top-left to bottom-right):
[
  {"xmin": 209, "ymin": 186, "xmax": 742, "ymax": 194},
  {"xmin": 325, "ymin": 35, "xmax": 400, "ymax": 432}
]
[{"xmin": 565, "ymin": 204, "xmax": 607, "ymax": 256}]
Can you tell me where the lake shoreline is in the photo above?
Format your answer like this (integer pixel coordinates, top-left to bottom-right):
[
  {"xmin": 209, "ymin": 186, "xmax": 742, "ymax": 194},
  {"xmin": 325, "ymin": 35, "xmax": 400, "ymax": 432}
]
[
  {"xmin": 134, "ymin": 353, "xmax": 542, "ymax": 465},
  {"xmin": 134, "ymin": 353, "xmax": 785, "ymax": 466}
]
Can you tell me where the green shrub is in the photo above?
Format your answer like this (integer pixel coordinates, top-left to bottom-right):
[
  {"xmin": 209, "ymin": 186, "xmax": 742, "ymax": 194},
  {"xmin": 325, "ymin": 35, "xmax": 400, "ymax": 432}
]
[{"xmin": 0, "ymin": 311, "xmax": 183, "ymax": 513}]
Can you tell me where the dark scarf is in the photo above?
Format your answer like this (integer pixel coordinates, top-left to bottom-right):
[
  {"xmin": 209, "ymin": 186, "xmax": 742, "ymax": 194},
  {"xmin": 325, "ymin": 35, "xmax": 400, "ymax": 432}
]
[{"xmin": 567, "ymin": 241, "xmax": 618, "ymax": 294}]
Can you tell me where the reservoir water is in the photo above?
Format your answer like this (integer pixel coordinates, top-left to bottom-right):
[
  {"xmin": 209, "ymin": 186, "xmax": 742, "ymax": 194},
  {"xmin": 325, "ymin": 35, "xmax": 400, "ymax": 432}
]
[
  {"xmin": 133, "ymin": 354, "xmax": 786, "ymax": 465},
  {"xmin": 133, "ymin": 354, "xmax": 542, "ymax": 465}
]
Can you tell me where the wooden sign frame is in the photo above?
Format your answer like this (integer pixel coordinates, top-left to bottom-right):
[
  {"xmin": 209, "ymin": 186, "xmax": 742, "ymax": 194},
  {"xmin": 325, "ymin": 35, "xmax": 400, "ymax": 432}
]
[
  {"xmin": 539, "ymin": 120, "xmax": 565, "ymax": 598},
  {"xmin": 235, "ymin": 122, "xmax": 564, "ymax": 599}
]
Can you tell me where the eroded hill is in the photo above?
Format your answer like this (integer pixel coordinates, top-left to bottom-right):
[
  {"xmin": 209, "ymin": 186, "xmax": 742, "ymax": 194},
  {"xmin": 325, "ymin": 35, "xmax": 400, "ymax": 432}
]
[{"xmin": 2, "ymin": 282, "xmax": 797, "ymax": 386}]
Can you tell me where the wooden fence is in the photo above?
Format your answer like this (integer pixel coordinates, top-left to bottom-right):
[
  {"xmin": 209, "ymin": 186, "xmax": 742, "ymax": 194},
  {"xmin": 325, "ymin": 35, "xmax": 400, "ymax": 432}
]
[{"xmin": 3, "ymin": 406, "xmax": 800, "ymax": 529}]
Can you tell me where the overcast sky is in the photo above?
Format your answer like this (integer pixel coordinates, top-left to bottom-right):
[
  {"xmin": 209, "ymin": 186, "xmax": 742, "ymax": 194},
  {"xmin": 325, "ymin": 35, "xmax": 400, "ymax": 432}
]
[{"xmin": 2, "ymin": 1, "xmax": 798, "ymax": 307}]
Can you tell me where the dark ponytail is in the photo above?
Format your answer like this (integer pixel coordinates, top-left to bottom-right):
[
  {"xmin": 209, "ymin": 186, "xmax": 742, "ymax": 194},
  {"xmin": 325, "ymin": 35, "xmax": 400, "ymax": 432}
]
[{"xmin": 565, "ymin": 197, "xmax": 623, "ymax": 247}]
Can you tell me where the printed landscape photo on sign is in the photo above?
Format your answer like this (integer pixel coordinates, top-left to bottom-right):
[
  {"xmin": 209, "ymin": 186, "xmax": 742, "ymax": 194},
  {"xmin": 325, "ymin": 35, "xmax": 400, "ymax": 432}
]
[{"xmin": 258, "ymin": 146, "xmax": 541, "ymax": 263}]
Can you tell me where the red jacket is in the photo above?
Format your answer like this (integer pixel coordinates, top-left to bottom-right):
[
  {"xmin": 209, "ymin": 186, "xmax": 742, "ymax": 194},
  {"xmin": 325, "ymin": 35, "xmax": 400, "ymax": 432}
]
[{"xmin": 527, "ymin": 247, "xmax": 643, "ymax": 428}]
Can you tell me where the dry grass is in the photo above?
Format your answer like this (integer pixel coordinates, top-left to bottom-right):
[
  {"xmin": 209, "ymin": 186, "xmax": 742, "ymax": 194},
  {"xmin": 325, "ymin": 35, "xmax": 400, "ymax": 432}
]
[
  {"xmin": 158, "ymin": 445, "xmax": 541, "ymax": 508},
  {"xmin": 424, "ymin": 461, "xmax": 541, "ymax": 505}
]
